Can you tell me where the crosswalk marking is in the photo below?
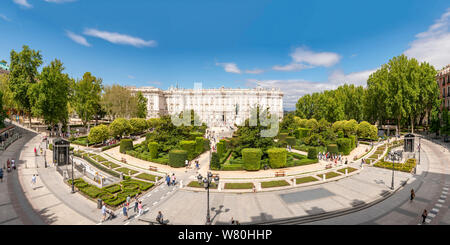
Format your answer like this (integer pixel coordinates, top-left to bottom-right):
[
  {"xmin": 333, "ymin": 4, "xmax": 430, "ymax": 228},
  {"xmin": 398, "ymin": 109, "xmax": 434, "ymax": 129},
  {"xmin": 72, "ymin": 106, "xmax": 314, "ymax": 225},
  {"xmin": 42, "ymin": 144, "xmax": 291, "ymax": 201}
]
[
  {"xmin": 437, "ymin": 199, "xmax": 445, "ymax": 203},
  {"xmin": 431, "ymin": 208, "xmax": 439, "ymax": 213},
  {"xmin": 443, "ymin": 187, "xmax": 449, "ymax": 191},
  {"xmin": 124, "ymin": 222, "xmax": 130, "ymax": 225},
  {"xmin": 144, "ymin": 208, "xmax": 149, "ymax": 212},
  {"xmin": 153, "ymin": 202, "xmax": 158, "ymax": 206},
  {"xmin": 146, "ymin": 193, "xmax": 152, "ymax": 197},
  {"xmin": 425, "ymin": 218, "xmax": 431, "ymax": 223},
  {"xmin": 443, "ymin": 191, "xmax": 448, "ymax": 195},
  {"xmin": 428, "ymin": 213, "xmax": 436, "ymax": 218},
  {"xmin": 440, "ymin": 195, "xmax": 447, "ymax": 199},
  {"xmin": 435, "ymin": 203, "xmax": 443, "ymax": 208}
]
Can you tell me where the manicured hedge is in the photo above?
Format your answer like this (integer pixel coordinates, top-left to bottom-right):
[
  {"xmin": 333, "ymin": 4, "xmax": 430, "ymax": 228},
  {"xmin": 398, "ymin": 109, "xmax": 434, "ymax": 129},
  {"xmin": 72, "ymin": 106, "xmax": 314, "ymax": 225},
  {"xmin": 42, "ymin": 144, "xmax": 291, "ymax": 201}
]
[
  {"xmin": 148, "ymin": 141, "xmax": 158, "ymax": 159},
  {"xmin": 120, "ymin": 139, "xmax": 133, "ymax": 153},
  {"xmin": 190, "ymin": 132, "xmax": 204, "ymax": 140},
  {"xmin": 242, "ymin": 148, "xmax": 263, "ymax": 171},
  {"xmin": 101, "ymin": 143, "xmax": 120, "ymax": 151},
  {"xmin": 180, "ymin": 140, "xmax": 196, "ymax": 159},
  {"xmin": 349, "ymin": 135, "xmax": 357, "ymax": 149},
  {"xmin": 203, "ymin": 138, "xmax": 210, "ymax": 151},
  {"xmin": 278, "ymin": 133, "xmax": 289, "ymax": 141},
  {"xmin": 294, "ymin": 128, "xmax": 310, "ymax": 139},
  {"xmin": 267, "ymin": 148, "xmax": 287, "ymax": 169},
  {"xmin": 307, "ymin": 147, "xmax": 318, "ymax": 160},
  {"xmin": 336, "ymin": 138, "xmax": 352, "ymax": 155},
  {"xmin": 286, "ymin": 136, "xmax": 296, "ymax": 146},
  {"xmin": 210, "ymin": 152, "xmax": 220, "ymax": 170},
  {"xmin": 293, "ymin": 158, "xmax": 319, "ymax": 166},
  {"xmin": 103, "ymin": 184, "xmax": 122, "ymax": 193},
  {"xmin": 327, "ymin": 144, "xmax": 339, "ymax": 154},
  {"xmin": 168, "ymin": 150, "xmax": 188, "ymax": 168},
  {"xmin": 195, "ymin": 137, "xmax": 204, "ymax": 154},
  {"xmin": 221, "ymin": 164, "xmax": 245, "ymax": 171},
  {"xmin": 217, "ymin": 141, "xmax": 225, "ymax": 157}
]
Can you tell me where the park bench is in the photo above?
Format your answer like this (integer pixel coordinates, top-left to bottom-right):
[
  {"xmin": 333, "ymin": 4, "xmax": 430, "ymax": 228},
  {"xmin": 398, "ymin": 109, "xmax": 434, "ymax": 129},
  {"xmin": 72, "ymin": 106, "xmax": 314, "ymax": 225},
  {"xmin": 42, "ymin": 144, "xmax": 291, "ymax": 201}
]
[
  {"xmin": 275, "ymin": 171, "xmax": 285, "ymax": 177},
  {"xmin": 149, "ymin": 166, "xmax": 158, "ymax": 172},
  {"xmin": 121, "ymin": 158, "xmax": 127, "ymax": 163},
  {"xmin": 325, "ymin": 164, "xmax": 332, "ymax": 169}
]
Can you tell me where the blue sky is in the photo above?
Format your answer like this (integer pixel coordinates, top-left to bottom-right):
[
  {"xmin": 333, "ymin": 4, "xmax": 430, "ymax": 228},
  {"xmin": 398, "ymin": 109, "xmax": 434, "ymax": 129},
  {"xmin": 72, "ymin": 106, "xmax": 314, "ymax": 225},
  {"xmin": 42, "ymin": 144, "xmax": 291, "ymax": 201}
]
[{"xmin": 1, "ymin": 0, "xmax": 450, "ymax": 109}]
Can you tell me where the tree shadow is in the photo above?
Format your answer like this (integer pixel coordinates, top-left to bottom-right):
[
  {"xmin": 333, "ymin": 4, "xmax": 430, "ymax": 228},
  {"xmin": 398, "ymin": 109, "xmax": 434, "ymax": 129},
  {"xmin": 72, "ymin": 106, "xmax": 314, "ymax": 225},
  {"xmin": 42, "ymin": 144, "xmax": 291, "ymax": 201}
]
[
  {"xmin": 210, "ymin": 205, "xmax": 230, "ymax": 223},
  {"xmin": 36, "ymin": 207, "xmax": 58, "ymax": 225},
  {"xmin": 249, "ymin": 212, "xmax": 274, "ymax": 223},
  {"xmin": 305, "ymin": 206, "xmax": 326, "ymax": 215},
  {"xmin": 350, "ymin": 199, "xmax": 366, "ymax": 207}
]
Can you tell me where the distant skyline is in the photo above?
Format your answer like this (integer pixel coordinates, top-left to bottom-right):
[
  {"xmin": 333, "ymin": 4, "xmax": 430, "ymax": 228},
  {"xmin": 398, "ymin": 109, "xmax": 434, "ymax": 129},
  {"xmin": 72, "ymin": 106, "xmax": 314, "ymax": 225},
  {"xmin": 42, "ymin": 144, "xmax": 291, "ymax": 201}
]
[{"xmin": 1, "ymin": 0, "xmax": 450, "ymax": 110}]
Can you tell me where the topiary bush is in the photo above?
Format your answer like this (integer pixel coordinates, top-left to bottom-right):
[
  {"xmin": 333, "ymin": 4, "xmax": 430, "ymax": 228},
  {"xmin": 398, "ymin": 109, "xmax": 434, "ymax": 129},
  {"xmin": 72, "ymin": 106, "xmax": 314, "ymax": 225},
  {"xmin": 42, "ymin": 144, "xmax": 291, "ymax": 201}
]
[
  {"xmin": 242, "ymin": 148, "xmax": 263, "ymax": 171},
  {"xmin": 336, "ymin": 138, "xmax": 352, "ymax": 155},
  {"xmin": 210, "ymin": 152, "xmax": 220, "ymax": 170},
  {"xmin": 195, "ymin": 137, "xmax": 204, "ymax": 154},
  {"xmin": 120, "ymin": 139, "xmax": 133, "ymax": 153},
  {"xmin": 278, "ymin": 133, "xmax": 289, "ymax": 141},
  {"xmin": 180, "ymin": 140, "xmax": 196, "ymax": 159},
  {"xmin": 267, "ymin": 148, "xmax": 287, "ymax": 169},
  {"xmin": 286, "ymin": 136, "xmax": 296, "ymax": 146},
  {"xmin": 148, "ymin": 141, "xmax": 158, "ymax": 159},
  {"xmin": 349, "ymin": 135, "xmax": 357, "ymax": 149},
  {"xmin": 294, "ymin": 128, "xmax": 310, "ymax": 139},
  {"xmin": 217, "ymin": 141, "xmax": 225, "ymax": 157},
  {"xmin": 203, "ymin": 138, "xmax": 210, "ymax": 151},
  {"xmin": 307, "ymin": 147, "xmax": 318, "ymax": 160},
  {"xmin": 168, "ymin": 150, "xmax": 188, "ymax": 168},
  {"xmin": 189, "ymin": 132, "xmax": 203, "ymax": 140},
  {"xmin": 327, "ymin": 144, "xmax": 339, "ymax": 154}
]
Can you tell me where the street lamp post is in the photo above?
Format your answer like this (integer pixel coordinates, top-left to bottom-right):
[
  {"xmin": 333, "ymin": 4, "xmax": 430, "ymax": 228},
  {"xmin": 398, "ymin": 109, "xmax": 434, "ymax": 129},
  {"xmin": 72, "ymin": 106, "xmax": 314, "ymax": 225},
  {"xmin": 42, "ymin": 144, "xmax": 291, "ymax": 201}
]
[
  {"xmin": 70, "ymin": 150, "xmax": 75, "ymax": 194},
  {"xmin": 197, "ymin": 172, "xmax": 219, "ymax": 225},
  {"xmin": 390, "ymin": 151, "xmax": 398, "ymax": 190}
]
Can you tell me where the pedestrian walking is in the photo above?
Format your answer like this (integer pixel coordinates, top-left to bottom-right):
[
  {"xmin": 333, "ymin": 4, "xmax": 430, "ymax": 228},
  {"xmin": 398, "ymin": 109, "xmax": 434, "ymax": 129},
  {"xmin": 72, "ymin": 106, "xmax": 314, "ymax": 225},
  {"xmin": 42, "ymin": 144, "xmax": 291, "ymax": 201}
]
[
  {"xmin": 122, "ymin": 204, "xmax": 128, "ymax": 221},
  {"xmin": 126, "ymin": 195, "xmax": 131, "ymax": 209},
  {"xmin": 0, "ymin": 168, "xmax": 3, "ymax": 182},
  {"xmin": 422, "ymin": 209, "xmax": 428, "ymax": 224},
  {"xmin": 185, "ymin": 159, "xmax": 189, "ymax": 169},
  {"xmin": 196, "ymin": 161, "xmax": 199, "ymax": 170},
  {"xmin": 166, "ymin": 175, "xmax": 171, "ymax": 186},
  {"xmin": 11, "ymin": 159, "xmax": 15, "ymax": 170},
  {"xmin": 410, "ymin": 189, "xmax": 415, "ymax": 201},
  {"xmin": 156, "ymin": 211, "xmax": 164, "ymax": 224},
  {"xmin": 138, "ymin": 201, "xmax": 143, "ymax": 216},
  {"xmin": 31, "ymin": 174, "xmax": 37, "ymax": 189},
  {"xmin": 101, "ymin": 203, "xmax": 107, "ymax": 222},
  {"xmin": 171, "ymin": 173, "xmax": 176, "ymax": 185},
  {"xmin": 134, "ymin": 198, "xmax": 139, "ymax": 213},
  {"xmin": 34, "ymin": 147, "xmax": 37, "ymax": 156}
]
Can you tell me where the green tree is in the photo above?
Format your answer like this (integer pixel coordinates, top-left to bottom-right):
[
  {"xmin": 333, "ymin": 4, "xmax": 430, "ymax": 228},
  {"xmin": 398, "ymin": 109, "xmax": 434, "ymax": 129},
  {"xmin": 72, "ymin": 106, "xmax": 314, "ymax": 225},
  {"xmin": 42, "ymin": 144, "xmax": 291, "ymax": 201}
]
[
  {"xmin": 28, "ymin": 59, "xmax": 71, "ymax": 135},
  {"xmin": 101, "ymin": 84, "xmax": 138, "ymax": 119},
  {"xmin": 72, "ymin": 72, "xmax": 103, "ymax": 131},
  {"xmin": 136, "ymin": 91, "xmax": 148, "ymax": 118},
  {"xmin": 88, "ymin": 124, "xmax": 109, "ymax": 144},
  {"xmin": 109, "ymin": 118, "xmax": 132, "ymax": 139},
  {"xmin": 129, "ymin": 117, "xmax": 148, "ymax": 134},
  {"xmin": 0, "ymin": 90, "xmax": 6, "ymax": 128},
  {"xmin": 8, "ymin": 45, "xmax": 43, "ymax": 127}
]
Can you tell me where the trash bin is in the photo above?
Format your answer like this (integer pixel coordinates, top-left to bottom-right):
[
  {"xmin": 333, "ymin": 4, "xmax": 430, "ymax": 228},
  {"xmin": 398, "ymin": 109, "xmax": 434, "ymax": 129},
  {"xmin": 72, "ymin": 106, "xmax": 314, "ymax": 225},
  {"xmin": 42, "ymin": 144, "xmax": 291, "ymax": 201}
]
[{"xmin": 97, "ymin": 199, "xmax": 102, "ymax": 209}]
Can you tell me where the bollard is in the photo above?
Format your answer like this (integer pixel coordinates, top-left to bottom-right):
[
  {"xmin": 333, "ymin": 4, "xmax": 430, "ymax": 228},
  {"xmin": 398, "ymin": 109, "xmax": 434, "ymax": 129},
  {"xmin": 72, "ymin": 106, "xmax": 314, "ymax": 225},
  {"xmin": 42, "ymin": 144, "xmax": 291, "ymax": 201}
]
[
  {"xmin": 179, "ymin": 180, "xmax": 183, "ymax": 188},
  {"xmin": 128, "ymin": 170, "xmax": 131, "ymax": 176},
  {"xmin": 345, "ymin": 169, "xmax": 348, "ymax": 176},
  {"xmin": 155, "ymin": 176, "xmax": 158, "ymax": 183},
  {"xmin": 257, "ymin": 182, "xmax": 262, "ymax": 191},
  {"xmin": 218, "ymin": 182, "xmax": 222, "ymax": 192},
  {"xmin": 293, "ymin": 178, "xmax": 296, "ymax": 186},
  {"xmin": 323, "ymin": 174, "xmax": 326, "ymax": 181}
]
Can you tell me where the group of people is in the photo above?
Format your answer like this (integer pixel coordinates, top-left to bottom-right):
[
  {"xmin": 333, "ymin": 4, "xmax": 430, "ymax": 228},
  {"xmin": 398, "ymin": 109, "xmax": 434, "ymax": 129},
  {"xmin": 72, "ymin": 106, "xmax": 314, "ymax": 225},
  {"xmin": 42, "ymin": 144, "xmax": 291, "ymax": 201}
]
[
  {"xmin": 165, "ymin": 173, "xmax": 177, "ymax": 186},
  {"xmin": 318, "ymin": 152, "xmax": 347, "ymax": 165},
  {"xmin": 5, "ymin": 158, "xmax": 16, "ymax": 172}
]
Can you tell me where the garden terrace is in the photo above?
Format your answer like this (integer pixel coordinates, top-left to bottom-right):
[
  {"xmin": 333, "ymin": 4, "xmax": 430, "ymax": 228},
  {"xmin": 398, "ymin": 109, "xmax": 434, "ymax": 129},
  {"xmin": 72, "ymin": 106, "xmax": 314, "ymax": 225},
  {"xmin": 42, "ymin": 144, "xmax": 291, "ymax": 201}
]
[
  {"xmin": 261, "ymin": 180, "xmax": 290, "ymax": 188},
  {"xmin": 187, "ymin": 181, "xmax": 218, "ymax": 189},
  {"xmin": 337, "ymin": 167, "xmax": 358, "ymax": 174},
  {"xmin": 295, "ymin": 176, "xmax": 319, "ymax": 184},
  {"xmin": 67, "ymin": 178, "xmax": 154, "ymax": 209},
  {"xmin": 224, "ymin": 183, "xmax": 254, "ymax": 189},
  {"xmin": 317, "ymin": 171, "xmax": 341, "ymax": 179}
]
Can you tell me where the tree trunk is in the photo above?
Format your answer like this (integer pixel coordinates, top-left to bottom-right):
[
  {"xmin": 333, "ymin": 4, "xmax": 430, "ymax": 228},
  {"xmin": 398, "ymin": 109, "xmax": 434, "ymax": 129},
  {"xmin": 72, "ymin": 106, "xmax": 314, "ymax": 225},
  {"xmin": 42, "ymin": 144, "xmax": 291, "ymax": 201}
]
[
  {"xmin": 397, "ymin": 115, "xmax": 401, "ymax": 136},
  {"xmin": 411, "ymin": 116, "xmax": 414, "ymax": 134}
]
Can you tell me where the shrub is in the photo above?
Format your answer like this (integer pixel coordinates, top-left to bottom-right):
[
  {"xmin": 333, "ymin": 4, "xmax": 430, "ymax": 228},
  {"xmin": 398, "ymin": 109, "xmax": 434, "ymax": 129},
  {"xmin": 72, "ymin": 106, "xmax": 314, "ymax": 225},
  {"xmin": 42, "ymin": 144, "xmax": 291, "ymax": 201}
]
[
  {"xmin": 349, "ymin": 135, "xmax": 357, "ymax": 149},
  {"xmin": 109, "ymin": 118, "xmax": 132, "ymax": 138},
  {"xmin": 217, "ymin": 141, "xmax": 225, "ymax": 157},
  {"xmin": 286, "ymin": 136, "xmax": 296, "ymax": 146},
  {"xmin": 210, "ymin": 152, "xmax": 220, "ymax": 170},
  {"xmin": 195, "ymin": 137, "xmax": 204, "ymax": 154},
  {"xmin": 278, "ymin": 133, "xmax": 289, "ymax": 141},
  {"xmin": 189, "ymin": 132, "xmax": 203, "ymax": 140},
  {"xmin": 80, "ymin": 186, "xmax": 103, "ymax": 198},
  {"xmin": 267, "ymin": 148, "xmax": 287, "ymax": 169},
  {"xmin": 101, "ymin": 143, "xmax": 120, "ymax": 151},
  {"xmin": 327, "ymin": 144, "xmax": 339, "ymax": 154},
  {"xmin": 103, "ymin": 184, "xmax": 121, "ymax": 194},
  {"xmin": 120, "ymin": 139, "xmax": 133, "ymax": 153},
  {"xmin": 221, "ymin": 164, "xmax": 245, "ymax": 171},
  {"xmin": 168, "ymin": 150, "xmax": 188, "ymax": 168},
  {"xmin": 203, "ymin": 138, "xmax": 210, "ymax": 151},
  {"xmin": 241, "ymin": 148, "xmax": 263, "ymax": 171},
  {"xmin": 148, "ymin": 141, "xmax": 158, "ymax": 159},
  {"xmin": 336, "ymin": 138, "xmax": 352, "ymax": 155},
  {"xmin": 307, "ymin": 147, "xmax": 318, "ymax": 160},
  {"xmin": 180, "ymin": 140, "xmax": 196, "ymax": 159},
  {"xmin": 88, "ymin": 124, "xmax": 109, "ymax": 144},
  {"xmin": 294, "ymin": 128, "xmax": 310, "ymax": 139}
]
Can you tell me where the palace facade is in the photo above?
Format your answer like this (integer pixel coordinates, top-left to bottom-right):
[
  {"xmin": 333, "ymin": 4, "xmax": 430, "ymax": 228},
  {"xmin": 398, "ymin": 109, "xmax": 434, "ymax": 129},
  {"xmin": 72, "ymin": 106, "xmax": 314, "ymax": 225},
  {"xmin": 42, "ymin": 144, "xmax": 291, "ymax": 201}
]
[{"xmin": 130, "ymin": 86, "xmax": 284, "ymax": 127}]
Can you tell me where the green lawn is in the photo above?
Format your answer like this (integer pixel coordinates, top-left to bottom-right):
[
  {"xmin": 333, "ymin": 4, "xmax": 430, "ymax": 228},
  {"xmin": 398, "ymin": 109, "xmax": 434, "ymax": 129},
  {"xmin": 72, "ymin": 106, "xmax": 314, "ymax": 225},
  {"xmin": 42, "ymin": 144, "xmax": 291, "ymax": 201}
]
[
  {"xmin": 261, "ymin": 180, "xmax": 290, "ymax": 188},
  {"xmin": 295, "ymin": 176, "xmax": 319, "ymax": 184},
  {"xmin": 135, "ymin": 173, "xmax": 160, "ymax": 182},
  {"xmin": 317, "ymin": 172, "xmax": 341, "ymax": 179},
  {"xmin": 224, "ymin": 183, "xmax": 254, "ymax": 189},
  {"xmin": 337, "ymin": 167, "xmax": 358, "ymax": 174},
  {"xmin": 116, "ymin": 167, "xmax": 139, "ymax": 176},
  {"xmin": 99, "ymin": 161, "xmax": 120, "ymax": 169},
  {"xmin": 187, "ymin": 181, "xmax": 218, "ymax": 189},
  {"xmin": 92, "ymin": 155, "xmax": 107, "ymax": 162}
]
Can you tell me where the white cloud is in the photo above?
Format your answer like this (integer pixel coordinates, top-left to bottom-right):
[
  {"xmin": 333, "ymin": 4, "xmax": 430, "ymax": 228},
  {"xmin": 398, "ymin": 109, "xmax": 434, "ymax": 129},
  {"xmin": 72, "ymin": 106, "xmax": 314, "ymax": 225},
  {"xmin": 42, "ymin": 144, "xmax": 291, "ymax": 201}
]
[
  {"xmin": 0, "ymin": 14, "xmax": 11, "ymax": 22},
  {"xmin": 13, "ymin": 0, "xmax": 32, "ymax": 8},
  {"xmin": 404, "ymin": 8, "xmax": 450, "ymax": 70},
  {"xmin": 273, "ymin": 46, "xmax": 341, "ymax": 72},
  {"xmin": 247, "ymin": 68, "xmax": 376, "ymax": 109},
  {"xmin": 272, "ymin": 63, "xmax": 310, "ymax": 71},
  {"xmin": 291, "ymin": 46, "xmax": 341, "ymax": 67},
  {"xmin": 83, "ymin": 28, "xmax": 157, "ymax": 48},
  {"xmin": 216, "ymin": 62, "xmax": 241, "ymax": 74},
  {"xmin": 128, "ymin": 75, "xmax": 135, "ymax": 79},
  {"xmin": 44, "ymin": 0, "xmax": 77, "ymax": 3},
  {"xmin": 66, "ymin": 30, "xmax": 91, "ymax": 47},
  {"xmin": 245, "ymin": 69, "xmax": 264, "ymax": 74}
]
